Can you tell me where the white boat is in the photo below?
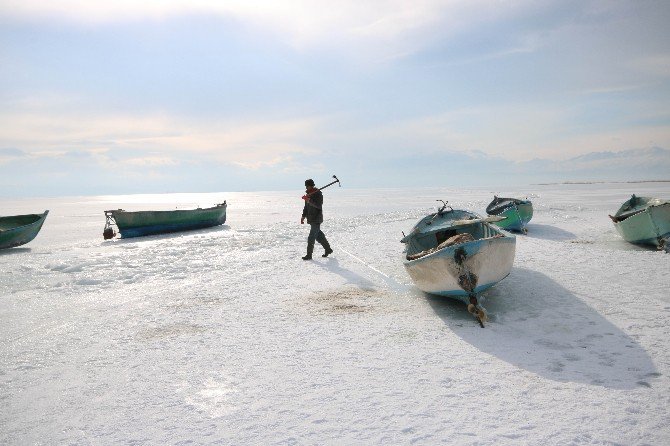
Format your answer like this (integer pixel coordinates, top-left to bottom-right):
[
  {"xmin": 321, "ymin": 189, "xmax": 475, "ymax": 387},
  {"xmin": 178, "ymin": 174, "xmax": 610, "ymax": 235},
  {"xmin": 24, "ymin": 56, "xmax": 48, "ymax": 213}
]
[{"xmin": 401, "ymin": 201, "xmax": 516, "ymax": 326}]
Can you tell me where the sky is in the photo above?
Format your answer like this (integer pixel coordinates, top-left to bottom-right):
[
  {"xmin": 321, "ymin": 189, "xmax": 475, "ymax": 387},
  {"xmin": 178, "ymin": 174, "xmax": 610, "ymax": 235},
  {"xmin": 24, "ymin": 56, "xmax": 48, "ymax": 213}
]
[{"xmin": 1, "ymin": 0, "xmax": 669, "ymax": 197}]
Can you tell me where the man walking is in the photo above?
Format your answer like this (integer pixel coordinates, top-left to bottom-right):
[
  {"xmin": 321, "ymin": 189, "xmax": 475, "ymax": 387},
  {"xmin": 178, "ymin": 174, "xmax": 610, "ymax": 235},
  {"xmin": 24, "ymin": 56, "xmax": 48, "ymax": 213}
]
[{"xmin": 301, "ymin": 178, "xmax": 333, "ymax": 260}]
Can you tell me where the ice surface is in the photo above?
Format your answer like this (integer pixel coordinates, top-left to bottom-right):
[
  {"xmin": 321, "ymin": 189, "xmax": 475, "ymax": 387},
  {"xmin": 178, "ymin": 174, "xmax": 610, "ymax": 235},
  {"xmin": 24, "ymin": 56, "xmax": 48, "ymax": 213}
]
[{"xmin": 1, "ymin": 184, "xmax": 669, "ymax": 444}]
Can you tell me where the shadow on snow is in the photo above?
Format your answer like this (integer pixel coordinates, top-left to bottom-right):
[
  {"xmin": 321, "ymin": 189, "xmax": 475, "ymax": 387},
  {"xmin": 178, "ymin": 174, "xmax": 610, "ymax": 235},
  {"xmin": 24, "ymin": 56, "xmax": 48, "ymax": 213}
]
[
  {"xmin": 523, "ymin": 224, "xmax": 576, "ymax": 241},
  {"xmin": 102, "ymin": 224, "xmax": 231, "ymax": 245},
  {"xmin": 426, "ymin": 267, "xmax": 658, "ymax": 390},
  {"xmin": 312, "ymin": 257, "xmax": 378, "ymax": 289},
  {"xmin": 0, "ymin": 247, "xmax": 32, "ymax": 255}
]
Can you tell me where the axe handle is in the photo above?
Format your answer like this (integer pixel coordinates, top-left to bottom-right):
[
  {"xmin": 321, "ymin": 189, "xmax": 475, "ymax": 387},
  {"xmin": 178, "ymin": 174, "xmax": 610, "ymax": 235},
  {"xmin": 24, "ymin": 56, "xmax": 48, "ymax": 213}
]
[{"xmin": 303, "ymin": 177, "xmax": 340, "ymax": 197}]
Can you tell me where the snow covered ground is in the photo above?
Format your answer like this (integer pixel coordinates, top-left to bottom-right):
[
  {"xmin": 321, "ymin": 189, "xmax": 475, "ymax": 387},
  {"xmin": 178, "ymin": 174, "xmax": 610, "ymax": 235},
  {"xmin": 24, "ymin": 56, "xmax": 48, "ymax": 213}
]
[{"xmin": 1, "ymin": 183, "xmax": 669, "ymax": 445}]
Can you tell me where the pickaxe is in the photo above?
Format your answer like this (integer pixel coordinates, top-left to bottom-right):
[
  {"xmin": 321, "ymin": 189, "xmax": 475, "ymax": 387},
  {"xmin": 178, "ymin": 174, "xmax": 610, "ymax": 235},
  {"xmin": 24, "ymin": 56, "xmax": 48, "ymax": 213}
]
[{"xmin": 302, "ymin": 175, "xmax": 341, "ymax": 198}]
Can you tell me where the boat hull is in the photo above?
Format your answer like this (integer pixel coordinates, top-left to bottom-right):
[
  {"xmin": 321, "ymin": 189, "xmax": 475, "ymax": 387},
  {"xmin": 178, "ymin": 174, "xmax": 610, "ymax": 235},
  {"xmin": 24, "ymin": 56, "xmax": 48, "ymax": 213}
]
[
  {"xmin": 403, "ymin": 234, "xmax": 516, "ymax": 304},
  {"xmin": 494, "ymin": 206, "xmax": 523, "ymax": 232},
  {"xmin": 487, "ymin": 198, "xmax": 533, "ymax": 233},
  {"xmin": 109, "ymin": 204, "xmax": 227, "ymax": 238},
  {"xmin": 0, "ymin": 211, "xmax": 49, "ymax": 249},
  {"xmin": 614, "ymin": 203, "xmax": 670, "ymax": 248}
]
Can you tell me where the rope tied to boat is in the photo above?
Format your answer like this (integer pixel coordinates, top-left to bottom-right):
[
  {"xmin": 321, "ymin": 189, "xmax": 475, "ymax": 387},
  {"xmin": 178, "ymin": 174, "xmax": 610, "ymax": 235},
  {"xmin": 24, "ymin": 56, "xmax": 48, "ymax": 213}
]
[
  {"xmin": 452, "ymin": 246, "xmax": 488, "ymax": 327},
  {"xmin": 466, "ymin": 292, "xmax": 487, "ymax": 328}
]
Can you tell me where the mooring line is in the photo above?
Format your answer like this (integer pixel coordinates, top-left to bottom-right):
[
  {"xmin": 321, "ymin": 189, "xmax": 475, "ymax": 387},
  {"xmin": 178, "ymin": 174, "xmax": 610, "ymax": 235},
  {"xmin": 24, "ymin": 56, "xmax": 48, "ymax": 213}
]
[{"xmin": 336, "ymin": 246, "xmax": 408, "ymax": 291}]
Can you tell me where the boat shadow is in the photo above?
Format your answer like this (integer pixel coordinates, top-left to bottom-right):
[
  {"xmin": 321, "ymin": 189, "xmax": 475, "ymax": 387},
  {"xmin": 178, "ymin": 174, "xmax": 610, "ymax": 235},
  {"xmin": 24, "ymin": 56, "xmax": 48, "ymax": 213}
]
[
  {"xmin": 524, "ymin": 224, "xmax": 576, "ymax": 241},
  {"xmin": 105, "ymin": 225, "xmax": 231, "ymax": 244},
  {"xmin": 426, "ymin": 267, "xmax": 658, "ymax": 389},
  {"xmin": 0, "ymin": 247, "xmax": 32, "ymax": 255}
]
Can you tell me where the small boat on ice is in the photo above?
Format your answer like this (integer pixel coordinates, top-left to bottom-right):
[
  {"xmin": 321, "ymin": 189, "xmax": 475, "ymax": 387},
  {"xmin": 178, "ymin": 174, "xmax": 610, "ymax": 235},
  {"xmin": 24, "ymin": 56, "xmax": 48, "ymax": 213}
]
[
  {"xmin": 486, "ymin": 196, "xmax": 533, "ymax": 233},
  {"xmin": 609, "ymin": 195, "xmax": 670, "ymax": 252},
  {"xmin": 104, "ymin": 202, "xmax": 227, "ymax": 239},
  {"xmin": 0, "ymin": 211, "xmax": 49, "ymax": 249},
  {"xmin": 401, "ymin": 201, "xmax": 516, "ymax": 326}
]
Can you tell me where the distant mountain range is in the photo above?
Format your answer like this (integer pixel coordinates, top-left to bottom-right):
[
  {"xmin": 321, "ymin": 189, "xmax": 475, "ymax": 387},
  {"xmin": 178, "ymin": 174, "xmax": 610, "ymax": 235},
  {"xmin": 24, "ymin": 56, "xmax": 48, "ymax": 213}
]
[
  {"xmin": 364, "ymin": 146, "xmax": 670, "ymax": 188},
  {"xmin": 2, "ymin": 144, "xmax": 668, "ymax": 196},
  {"xmin": 519, "ymin": 147, "xmax": 670, "ymax": 183}
]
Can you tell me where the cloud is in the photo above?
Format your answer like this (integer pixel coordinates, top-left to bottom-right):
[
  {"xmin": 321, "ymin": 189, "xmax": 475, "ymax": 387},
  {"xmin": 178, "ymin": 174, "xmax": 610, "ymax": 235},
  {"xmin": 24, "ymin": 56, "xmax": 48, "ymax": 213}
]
[
  {"xmin": 578, "ymin": 84, "xmax": 646, "ymax": 95},
  {"xmin": 122, "ymin": 156, "xmax": 179, "ymax": 167},
  {"xmin": 331, "ymin": 105, "xmax": 572, "ymax": 159},
  {"xmin": 0, "ymin": 0, "xmax": 538, "ymax": 56},
  {"xmin": 3, "ymin": 90, "xmax": 669, "ymax": 174},
  {"xmin": 2, "ymin": 1, "xmax": 669, "ymax": 197},
  {"xmin": 0, "ymin": 147, "xmax": 26, "ymax": 164},
  {"xmin": 342, "ymin": 101, "xmax": 670, "ymax": 161},
  {"xmin": 633, "ymin": 54, "xmax": 670, "ymax": 78},
  {"xmin": 0, "ymin": 108, "xmax": 322, "ymax": 168},
  {"xmin": 0, "ymin": 148, "xmax": 25, "ymax": 156}
]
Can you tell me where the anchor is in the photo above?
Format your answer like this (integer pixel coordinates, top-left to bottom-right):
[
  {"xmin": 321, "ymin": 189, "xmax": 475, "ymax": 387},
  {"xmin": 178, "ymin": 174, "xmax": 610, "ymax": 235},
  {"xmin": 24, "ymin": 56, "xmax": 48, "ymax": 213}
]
[{"xmin": 103, "ymin": 211, "xmax": 117, "ymax": 240}]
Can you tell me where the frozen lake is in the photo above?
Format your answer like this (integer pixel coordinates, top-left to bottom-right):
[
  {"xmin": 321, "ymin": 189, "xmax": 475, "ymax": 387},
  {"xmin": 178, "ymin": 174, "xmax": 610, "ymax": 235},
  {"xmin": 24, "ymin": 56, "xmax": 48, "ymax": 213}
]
[{"xmin": 1, "ymin": 183, "xmax": 669, "ymax": 444}]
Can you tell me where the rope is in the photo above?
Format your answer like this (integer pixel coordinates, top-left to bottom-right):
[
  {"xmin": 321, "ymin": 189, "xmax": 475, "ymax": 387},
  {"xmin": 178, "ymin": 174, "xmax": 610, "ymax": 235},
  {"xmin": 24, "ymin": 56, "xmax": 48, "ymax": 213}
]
[{"xmin": 336, "ymin": 246, "xmax": 407, "ymax": 292}]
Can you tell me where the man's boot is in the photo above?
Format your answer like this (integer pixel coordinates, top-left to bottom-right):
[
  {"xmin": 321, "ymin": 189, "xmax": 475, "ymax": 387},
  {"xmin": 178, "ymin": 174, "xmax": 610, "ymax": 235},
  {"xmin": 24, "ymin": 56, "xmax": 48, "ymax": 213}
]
[
  {"xmin": 302, "ymin": 245, "xmax": 314, "ymax": 260},
  {"xmin": 322, "ymin": 241, "xmax": 333, "ymax": 258}
]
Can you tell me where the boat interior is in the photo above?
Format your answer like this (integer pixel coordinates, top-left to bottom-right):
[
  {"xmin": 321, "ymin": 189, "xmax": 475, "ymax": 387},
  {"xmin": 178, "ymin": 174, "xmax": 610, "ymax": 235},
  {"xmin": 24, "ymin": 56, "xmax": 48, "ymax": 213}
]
[
  {"xmin": 0, "ymin": 214, "xmax": 43, "ymax": 231},
  {"xmin": 609, "ymin": 195, "xmax": 649, "ymax": 222},
  {"xmin": 609, "ymin": 208, "xmax": 645, "ymax": 223},
  {"xmin": 487, "ymin": 203, "xmax": 516, "ymax": 215},
  {"xmin": 405, "ymin": 222, "xmax": 499, "ymax": 258}
]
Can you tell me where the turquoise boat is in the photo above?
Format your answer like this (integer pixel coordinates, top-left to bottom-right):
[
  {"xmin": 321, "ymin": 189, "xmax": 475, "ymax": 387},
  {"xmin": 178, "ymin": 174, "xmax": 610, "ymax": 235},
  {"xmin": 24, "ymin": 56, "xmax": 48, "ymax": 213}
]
[
  {"xmin": 0, "ymin": 211, "xmax": 49, "ymax": 249},
  {"xmin": 104, "ymin": 202, "xmax": 227, "ymax": 239},
  {"xmin": 609, "ymin": 195, "xmax": 670, "ymax": 252},
  {"xmin": 486, "ymin": 196, "xmax": 533, "ymax": 233},
  {"xmin": 402, "ymin": 201, "xmax": 516, "ymax": 327}
]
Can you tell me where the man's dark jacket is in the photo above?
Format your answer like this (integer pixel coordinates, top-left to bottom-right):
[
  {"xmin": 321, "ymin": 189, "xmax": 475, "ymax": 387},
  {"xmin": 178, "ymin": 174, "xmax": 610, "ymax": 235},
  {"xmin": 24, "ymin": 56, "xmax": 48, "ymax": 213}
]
[{"xmin": 302, "ymin": 190, "xmax": 324, "ymax": 224}]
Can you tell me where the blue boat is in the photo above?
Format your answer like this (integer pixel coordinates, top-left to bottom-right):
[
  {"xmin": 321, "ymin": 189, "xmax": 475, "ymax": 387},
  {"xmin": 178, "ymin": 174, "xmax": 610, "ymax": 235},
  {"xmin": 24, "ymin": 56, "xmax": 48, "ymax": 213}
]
[
  {"xmin": 402, "ymin": 201, "xmax": 516, "ymax": 326},
  {"xmin": 104, "ymin": 202, "xmax": 227, "ymax": 239},
  {"xmin": 486, "ymin": 196, "xmax": 533, "ymax": 233},
  {"xmin": 609, "ymin": 195, "xmax": 670, "ymax": 252},
  {"xmin": 0, "ymin": 211, "xmax": 49, "ymax": 249}
]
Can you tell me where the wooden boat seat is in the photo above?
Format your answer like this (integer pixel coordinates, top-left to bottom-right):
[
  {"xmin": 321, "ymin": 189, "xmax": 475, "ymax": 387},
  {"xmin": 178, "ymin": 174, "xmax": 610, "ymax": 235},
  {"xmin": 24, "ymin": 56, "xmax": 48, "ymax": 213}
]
[
  {"xmin": 406, "ymin": 233, "xmax": 475, "ymax": 260},
  {"xmin": 609, "ymin": 208, "xmax": 645, "ymax": 223}
]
